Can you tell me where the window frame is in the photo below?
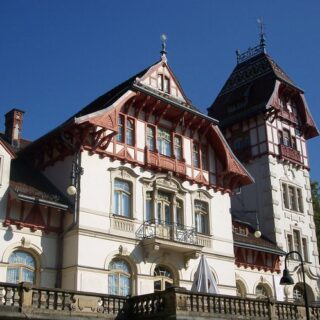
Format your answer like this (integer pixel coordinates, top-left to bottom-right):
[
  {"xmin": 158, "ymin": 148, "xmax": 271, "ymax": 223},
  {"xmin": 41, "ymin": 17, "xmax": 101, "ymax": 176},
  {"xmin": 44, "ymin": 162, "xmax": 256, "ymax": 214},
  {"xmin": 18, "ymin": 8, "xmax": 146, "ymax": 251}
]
[
  {"xmin": 7, "ymin": 251, "xmax": 36, "ymax": 284},
  {"xmin": 157, "ymin": 127, "xmax": 172, "ymax": 157},
  {"xmin": 194, "ymin": 200, "xmax": 209, "ymax": 235},
  {"xmin": 108, "ymin": 259, "xmax": 131, "ymax": 296},
  {"xmin": 114, "ymin": 178, "xmax": 132, "ymax": 218},
  {"xmin": 281, "ymin": 182, "xmax": 304, "ymax": 213},
  {"xmin": 174, "ymin": 134, "xmax": 183, "ymax": 161},
  {"xmin": 116, "ymin": 113, "xmax": 135, "ymax": 146},
  {"xmin": 157, "ymin": 74, "xmax": 170, "ymax": 94}
]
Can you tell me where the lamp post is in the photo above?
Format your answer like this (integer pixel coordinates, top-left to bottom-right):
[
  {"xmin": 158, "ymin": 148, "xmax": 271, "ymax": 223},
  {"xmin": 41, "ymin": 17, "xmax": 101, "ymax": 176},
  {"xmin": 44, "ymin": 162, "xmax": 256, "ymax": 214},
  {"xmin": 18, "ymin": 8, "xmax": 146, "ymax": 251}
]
[{"xmin": 279, "ymin": 250, "xmax": 310, "ymax": 320}]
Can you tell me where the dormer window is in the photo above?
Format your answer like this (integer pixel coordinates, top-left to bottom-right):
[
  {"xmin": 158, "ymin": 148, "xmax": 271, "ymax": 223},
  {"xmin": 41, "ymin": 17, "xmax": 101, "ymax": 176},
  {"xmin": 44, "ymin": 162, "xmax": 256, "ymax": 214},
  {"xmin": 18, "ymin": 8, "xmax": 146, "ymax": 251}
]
[
  {"xmin": 157, "ymin": 74, "xmax": 170, "ymax": 93},
  {"xmin": 116, "ymin": 114, "xmax": 135, "ymax": 146}
]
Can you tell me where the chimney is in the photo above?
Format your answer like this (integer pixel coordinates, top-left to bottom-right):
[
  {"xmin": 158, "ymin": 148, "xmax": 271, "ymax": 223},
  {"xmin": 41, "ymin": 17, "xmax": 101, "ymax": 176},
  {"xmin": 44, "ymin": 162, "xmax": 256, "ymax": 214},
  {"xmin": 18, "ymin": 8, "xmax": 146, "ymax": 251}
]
[{"xmin": 5, "ymin": 109, "xmax": 25, "ymax": 148}]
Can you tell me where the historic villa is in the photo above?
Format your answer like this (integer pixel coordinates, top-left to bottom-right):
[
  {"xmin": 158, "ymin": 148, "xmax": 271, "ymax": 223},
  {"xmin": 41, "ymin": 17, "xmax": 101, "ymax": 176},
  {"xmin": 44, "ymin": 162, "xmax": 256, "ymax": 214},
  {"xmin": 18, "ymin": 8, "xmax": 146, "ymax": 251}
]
[{"xmin": 0, "ymin": 34, "xmax": 319, "ymax": 319}]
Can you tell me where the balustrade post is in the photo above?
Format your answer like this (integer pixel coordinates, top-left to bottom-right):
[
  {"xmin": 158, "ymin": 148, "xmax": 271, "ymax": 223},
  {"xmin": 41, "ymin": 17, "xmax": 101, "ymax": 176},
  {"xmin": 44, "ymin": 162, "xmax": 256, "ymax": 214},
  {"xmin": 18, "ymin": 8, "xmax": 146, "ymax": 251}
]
[
  {"xmin": 267, "ymin": 298, "xmax": 276, "ymax": 320},
  {"xmin": 20, "ymin": 282, "xmax": 33, "ymax": 307}
]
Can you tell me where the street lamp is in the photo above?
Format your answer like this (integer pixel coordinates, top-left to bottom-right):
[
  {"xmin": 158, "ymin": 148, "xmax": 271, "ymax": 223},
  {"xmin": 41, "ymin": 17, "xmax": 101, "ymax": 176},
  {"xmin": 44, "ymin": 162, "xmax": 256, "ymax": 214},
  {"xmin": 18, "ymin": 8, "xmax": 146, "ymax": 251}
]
[{"xmin": 279, "ymin": 250, "xmax": 310, "ymax": 320}]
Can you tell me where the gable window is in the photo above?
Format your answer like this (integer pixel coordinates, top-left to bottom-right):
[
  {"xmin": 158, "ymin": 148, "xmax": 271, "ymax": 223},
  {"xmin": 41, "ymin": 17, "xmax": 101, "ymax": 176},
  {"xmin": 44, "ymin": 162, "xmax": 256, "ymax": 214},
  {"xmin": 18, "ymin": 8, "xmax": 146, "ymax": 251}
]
[
  {"xmin": 279, "ymin": 129, "xmax": 297, "ymax": 150},
  {"xmin": 157, "ymin": 74, "xmax": 170, "ymax": 93},
  {"xmin": 7, "ymin": 251, "xmax": 36, "ymax": 284},
  {"xmin": 117, "ymin": 115, "xmax": 125, "ymax": 143},
  {"xmin": 174, "ymin": 135, "xmax": 183, "ymax": 160},
  {"xmin": 108, "ymin": 259, "xmax": 131, "ymax": 296},
  {"xmin": 194, "ymin": 200, "xmax": 209, "ymax": 234},
  {"xmin": 201, "ymin": 145, "xmax": 208, "ymax": 170},
  {"xmin": 281, "ymin": 183, "xmax": 303, "ymax": 213},
  {"xmin": 126, "ymin": 118, "xmax": 134, "ymax": 146},
  {"xmin": 192, "ymin": 143, "xmax": 200, "ymax": 168},
  {"xmin": 157, "ymin": 127, "xmax": 172, "ymax": 157},
  {"xmin": 116, "ymin": 114, "xmax": 135, "ymax": 146},
  {"xmin": 114, "ymin": 179, "xmax": 132, "ymax": 218},
  {"xmin": 147, "ymin": 126, "xmax": 156, "ymax": 151}
]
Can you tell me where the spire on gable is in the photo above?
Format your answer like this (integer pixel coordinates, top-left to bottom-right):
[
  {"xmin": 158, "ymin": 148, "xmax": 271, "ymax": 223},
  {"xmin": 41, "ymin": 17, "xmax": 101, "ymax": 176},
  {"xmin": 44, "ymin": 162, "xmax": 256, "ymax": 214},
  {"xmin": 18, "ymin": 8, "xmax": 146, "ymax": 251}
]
[{"xmin": 160, "ymin": 34, "xmax": 168, "ymax": 62}]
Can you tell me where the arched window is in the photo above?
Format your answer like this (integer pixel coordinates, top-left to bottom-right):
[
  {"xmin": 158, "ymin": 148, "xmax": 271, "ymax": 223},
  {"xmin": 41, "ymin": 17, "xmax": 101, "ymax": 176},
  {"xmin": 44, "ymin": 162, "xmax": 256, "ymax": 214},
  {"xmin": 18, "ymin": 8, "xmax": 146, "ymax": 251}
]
[
  {"xmin": 293, "ymin": 284, "xmax": 304, "ymax": 302},
  {"xmin": 154, "ymin": 265, "xmax": 173, "ymax": 292},
  {"xmin": 114, "ymin": 179, "xmax": 132, "ymax": 217},
  {"xmin": 108, "ymin": 259, "xmax": 131, "ymax": 296},
  {"xmin": 255, "ymin": 283, "xmax": 271, "ymax": 299},
  {"xmin": 7, "ymin": 251, "xmax": 36, "ymax": 284},
  {"xmin": 236, "ymin": 280, "xmax": 247, "ymax": 298}
]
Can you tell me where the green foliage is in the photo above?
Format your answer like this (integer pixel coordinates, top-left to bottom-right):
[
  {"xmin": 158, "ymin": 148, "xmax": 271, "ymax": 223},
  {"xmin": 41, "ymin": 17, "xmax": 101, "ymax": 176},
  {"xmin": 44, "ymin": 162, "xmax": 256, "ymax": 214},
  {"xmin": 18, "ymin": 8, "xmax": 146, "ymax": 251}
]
[{"xmin": 311, "ymin": 181, "xmax": 320, "ymax": 259}]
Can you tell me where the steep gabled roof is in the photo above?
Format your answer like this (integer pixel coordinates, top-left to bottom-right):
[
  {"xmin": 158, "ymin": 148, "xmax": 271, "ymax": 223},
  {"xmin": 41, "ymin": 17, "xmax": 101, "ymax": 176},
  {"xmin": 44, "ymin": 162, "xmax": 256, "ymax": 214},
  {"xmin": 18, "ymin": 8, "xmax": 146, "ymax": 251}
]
[
  {"xmin": 232, "ymin": 218, "xmax": 284, "ymax": 255},
  {"xmin": 10, "ymin": 158, "xmax": 71, "ymax": 209}
]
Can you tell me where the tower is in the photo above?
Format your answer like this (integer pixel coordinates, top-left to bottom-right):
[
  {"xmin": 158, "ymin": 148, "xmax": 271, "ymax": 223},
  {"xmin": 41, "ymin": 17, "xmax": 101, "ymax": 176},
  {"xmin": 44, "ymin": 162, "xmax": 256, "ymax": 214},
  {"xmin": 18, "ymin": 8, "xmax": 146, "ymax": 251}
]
[{"xmin": 208, "ymin": 38, "xmax": 320, "ymax": 302}]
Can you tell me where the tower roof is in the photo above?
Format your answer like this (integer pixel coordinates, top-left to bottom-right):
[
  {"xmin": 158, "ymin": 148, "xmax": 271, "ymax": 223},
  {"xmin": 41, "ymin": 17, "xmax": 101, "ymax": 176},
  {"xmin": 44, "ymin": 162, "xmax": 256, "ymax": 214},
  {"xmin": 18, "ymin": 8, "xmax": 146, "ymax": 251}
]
[
  {"xmin": 208, "ymin": 51, "xmax": 296, "ymax": 124},
  {"xmin": 208, "ymin": 46, "xmax": 318, "ymax": 139}
]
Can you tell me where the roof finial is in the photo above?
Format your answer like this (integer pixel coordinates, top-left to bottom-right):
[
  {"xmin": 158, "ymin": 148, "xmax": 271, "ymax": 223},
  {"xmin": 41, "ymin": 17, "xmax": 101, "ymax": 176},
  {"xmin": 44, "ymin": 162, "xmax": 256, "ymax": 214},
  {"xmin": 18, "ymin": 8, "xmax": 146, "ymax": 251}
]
[
  {"xmin": 160, "ymin": 34, "xmax": 167, "ymax": 62},
  {"xmin": 257, "ymin": 18, "xmax": 266, "ymax": 53}
]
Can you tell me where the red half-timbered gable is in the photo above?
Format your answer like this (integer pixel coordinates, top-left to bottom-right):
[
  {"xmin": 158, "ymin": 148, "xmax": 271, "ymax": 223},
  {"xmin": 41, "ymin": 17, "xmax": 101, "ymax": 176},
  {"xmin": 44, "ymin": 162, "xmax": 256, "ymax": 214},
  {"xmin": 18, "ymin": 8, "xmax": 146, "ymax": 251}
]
[{"xmin": 20, "ymin": 58, "xmax": 253, "ymax": 193}]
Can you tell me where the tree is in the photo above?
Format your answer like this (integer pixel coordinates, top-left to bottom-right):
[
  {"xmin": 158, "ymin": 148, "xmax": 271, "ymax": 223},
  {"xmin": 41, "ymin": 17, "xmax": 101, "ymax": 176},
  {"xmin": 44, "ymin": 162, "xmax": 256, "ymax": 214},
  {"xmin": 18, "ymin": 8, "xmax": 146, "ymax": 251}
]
[{"xmin": 311, "ymin": 181, "xmax": 320, "ymax": 259}]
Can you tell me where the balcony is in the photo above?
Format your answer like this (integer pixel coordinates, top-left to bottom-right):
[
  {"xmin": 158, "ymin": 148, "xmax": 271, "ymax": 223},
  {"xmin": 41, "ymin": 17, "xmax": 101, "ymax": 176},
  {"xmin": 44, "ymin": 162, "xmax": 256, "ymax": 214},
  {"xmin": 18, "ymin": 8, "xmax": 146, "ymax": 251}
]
[
  {"xmin": 279, "ymin": 144, "xmax": 302, "ymax": 164},
  {"xmin": 136, "ymin": 220, "xmax": 203, "ymax": 257},
  {"xmin": 145, "ymin": 150, "xmax": 186, "ymax": 176}
]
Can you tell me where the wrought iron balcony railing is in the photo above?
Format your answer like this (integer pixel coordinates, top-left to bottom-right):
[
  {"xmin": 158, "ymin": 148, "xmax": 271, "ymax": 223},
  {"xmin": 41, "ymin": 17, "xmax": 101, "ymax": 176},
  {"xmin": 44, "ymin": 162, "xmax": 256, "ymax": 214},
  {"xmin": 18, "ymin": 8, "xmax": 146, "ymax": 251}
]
[{"xmin": 136, "ymin": 219, "xmax": 198, "ymax": 245}]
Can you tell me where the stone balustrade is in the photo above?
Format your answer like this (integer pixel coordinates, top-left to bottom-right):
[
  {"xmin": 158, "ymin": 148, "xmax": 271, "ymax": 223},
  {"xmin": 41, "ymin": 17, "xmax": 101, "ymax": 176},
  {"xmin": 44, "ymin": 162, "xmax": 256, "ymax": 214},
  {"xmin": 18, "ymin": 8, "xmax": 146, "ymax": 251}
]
[{"xmin": 0, "ymin": 282, "xmax": 320, "ymax": 319}]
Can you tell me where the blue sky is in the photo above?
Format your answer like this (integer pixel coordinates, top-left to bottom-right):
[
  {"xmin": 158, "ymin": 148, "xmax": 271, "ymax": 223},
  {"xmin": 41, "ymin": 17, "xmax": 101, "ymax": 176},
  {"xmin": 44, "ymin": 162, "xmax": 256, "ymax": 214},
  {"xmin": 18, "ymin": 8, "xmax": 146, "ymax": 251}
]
[{"xmin": 1, "ymin": 1, "xmax": 319, "ymax": 182}]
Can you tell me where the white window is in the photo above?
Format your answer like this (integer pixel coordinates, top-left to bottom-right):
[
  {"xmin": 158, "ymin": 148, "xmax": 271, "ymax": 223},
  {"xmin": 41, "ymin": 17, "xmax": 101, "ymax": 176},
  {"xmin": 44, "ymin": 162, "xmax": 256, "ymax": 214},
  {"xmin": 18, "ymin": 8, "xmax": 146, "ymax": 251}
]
[
  {"xmin": 154, "ymin": 265, "xmax": 173, "ymax": 292},
  {"xmin": 157, "ymin": 192, "xmax": 171, "ymax": 225},
  {"xmin": 255, "ymin": 283, "xmax": 271, "ymax": 299},
  {"xmin": 157, "ymin": 127, "xmax": 172, "ymax": 156},
  {"xmin": 287, "ymin": 230, "xmax": 308, "ymax": 262},
  {"xmin": 194, "ymin": 200, "xmax": 209, "ymax": 234},
  {"xmin": 281, "ymin": 183, "xmax": 304, "ymax": 213},
  {"xmin": 174, "ymin": 135, "xmax": 182, "ymax": 160},
  {"xmin": 7, "ymin": 251, "xmax": 36, "ymax": 284},
  {"xmin": 114, "ymin": 179, "xmax": 132, "ymax": 217},
  {"xmin": 108, "ymin": 259, "xmax": 131, "ymax": 296},
  {"xmin": 147, "ymin": 126, "xmax": 155, "ymax": 151}
]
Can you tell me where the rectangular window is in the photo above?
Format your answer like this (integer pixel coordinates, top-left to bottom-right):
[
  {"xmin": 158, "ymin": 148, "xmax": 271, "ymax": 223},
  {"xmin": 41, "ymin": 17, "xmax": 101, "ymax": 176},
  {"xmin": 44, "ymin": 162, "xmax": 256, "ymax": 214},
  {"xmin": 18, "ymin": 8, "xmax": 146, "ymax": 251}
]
[
  {"xmin": 193, "ymin": 143, "xmax": 200, "ymax": 168},
  {"xmin": 157, "ymin": 128, "xmax": 172, "ymax": 157},
  {"xmin": 126, "ymin": 118, "xmax": 134, "ymax": 146},
  {"xmin": 174, "ymin": 135, "xmax": 182, "ymax": 160},
  {"xmin": 175, "ymin": 200, "xmax": 183, "ymax": 226},
  {"xmin": 147, "ymin": 126, "xmax": 155, "ymax": 151},
  {"xmin": 117, "ymin": 114, "xmax": 135, "ymax": 146},
  {"xmin": 302, "ymin": 238, "xmax": 308, "ymax": 262},
  {"xmin": 114, "ymin": 179, "xmax": 131, "ymax": 217},
  {"xmin": 287, "ymin": 234, "xmax": 293, "ymax": 251},
  {"xmin": 157, "ymin": 192, "xmax": 171, "ymax": 225},
  {"xmin": 146, "ymin": 192, "xmax": 153, "ymax": 221},
  {"xmin": 283, "ymin": 129, "xmax": 291, "ymax": 147},
  {"xmin": 288, "ymin": 186, "xmax": 297, "ymax": 211},
  {"xmin": 201, "ymin": 145, "xmax": 208, "ymax": 170},
  {"xmin": 163, "ymin": 76, "xmax": 170, "ymax": 93},
  {"xmin": 282, "ymin": 183, "xmax": 303, "ymax": 213},
  {"xmin": 297, "ymin": 189, "xmax": 303, "ymax": 213},
  {"xmin": 293, "ymin": 230, "xmax": 302, "ymax": 260},
  {"xmin": 282, "ymin": 183, "xmax": 289, "ymax": 209},
  {"xmin": 117, "ymin": 115, "xmax": 124, "ymax": 143},
  {"xmin": 194, "ymin": 200, "xmax": 208, "ymax": 234},
  {"xmin": 157, "ymin": 74, "xmax": 170, "ymax": 93}
]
